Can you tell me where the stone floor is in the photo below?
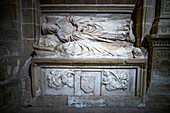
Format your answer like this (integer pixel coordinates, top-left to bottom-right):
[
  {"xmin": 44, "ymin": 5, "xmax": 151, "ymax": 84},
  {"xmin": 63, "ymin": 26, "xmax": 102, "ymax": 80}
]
[
  {"xmin": 1, "ymin": 95, "xmax": 170, "ymax": 113},
  {"xmin": 1, "ymin": 105, "xmax": 170, "ymax": 113}
]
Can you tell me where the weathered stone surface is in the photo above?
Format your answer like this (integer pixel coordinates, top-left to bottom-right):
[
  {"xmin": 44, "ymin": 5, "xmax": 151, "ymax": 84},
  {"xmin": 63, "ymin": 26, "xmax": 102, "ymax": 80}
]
[
  {"xmin": 67, "ymin": 0, "xmax": 81, "ymax": 4},
  {"xmin": 102, "ymin": 69, "xmax": 136, "ymax": 96},
  {"xmin": 134, "ymin": 7, "xmax": 142, "ymax": 24},
  {"xmin": 97, "ymin": 0, "xmax": 111, "ymax": 4},
  {"xmin": 106, "ymin": 95, "xmax": 140, "ymax": 107},
  {"xmin": 22, "ymin": 0, "xmax": 33, "ymax": 8},
  {"xmin": 146, "ymin": 94, "xmax": 170, "ymax": 112},
  {"xmin": 0, "ymin": 58, "xmax": 8, "ymax": 81},
  {"xmin": 0, "ymin": 21, "xmax": 21, "ymax": 40},
  {"xmin": 34, "ymin": 0, "xmax": 40, "ymax": 10},
  {"xmin": 52, "ymin": 0, "xmax": 66, "ymax": 4},
  {"xmin": 152, "ymin": 48, "xmax": 170, "ymax": 77},
  {"xmin": 23, "ymin": 40, "xmax": 34, "ymax": 54},
  {"xmin": 22, "ymin": 9, "xmax": 34, "ymax": 23},
  {"xmin": 0, "ymin": 89, "xmax": 3, "ymax": 106},
  {"xmin": 82, "ymin": 0, "xmax": 96, "ymax": 4},
  {"xmin": 68, "ymin": 96, "xmax": 107, "ymax": 107},
  {"xmin": 35, "ymin": 25, "xmax": 40, "ymax": 43},
  {"xmin": 145, "ymin": 0, "xmax": 156, "ymax": 6},
  {"xmin": 0, "ymin": 56, "xmax": 30, "ymax": 80},
  {"xmin": 31, "ymin": 57, "xmax": 147, "ymax": 108},
  {"xmin": 2, "ymin": 86, "xmax": 12, "ymax": 105},
  {"xmin": 0, "ymin": 0, "xmax": 20, "ymax": 5},
  {"xmin": 39, "ymin": 0, "xmax": 53, "ymax": 4},
  {"xmin": 23, "ymin": 24, "xmax": 34, "ymax": 38},
  {"xmin": 0, "ymin": 81, "xmax": 21, "ymax": 107},
  {"xmin": 111, "ymin": 0, "xmax": 125, "ymax": 4},
  {"xmin": 75, "ymin": 71, "xmax": 101, "ymax": 96},
  {"xmin": 45, "ymin": 69, "xmax": 74, "ymax": 95},
  {"xmin": 22, "ymin": 106, "xmax": 68, "ymax": 113},
  {"xmin": 144, "ymin": 7, "xmax": 155, "ymax": 23},
  {"xmin": 8, "ymin": 57, "xmax": 21, "ymax": 77},
  {"xmin": 68, "ymin": 95, "xmax": 141, "ymax": 108},
  {"xmin": 134, "ymin": 24, "xmax": 142, "ymax": 47},
  {"xmin": 1, "ymin": 56, "xmax": 26, "ymax": 79},
  {"xmin": 1, "ymin": 41, "xmax": 22, "ymax": 56},
  {"xmin": 34, "ymin": 16, "xmax": 145, "ymax": 58},
  {"xmin": 35, "ymin": 10, "xmax": 40, "ymax": 25},
  {"xmin": 160, "ymin": 0, "xmax": 170, "ymax": 18},
  {"xmin": 0, "ymin": 4, "xmax": 20, "ymax": 21},
  {"xmin": 0, "ymin": 45, "xmax": 9, "ymax": 57},
  {"xmin": 25, "ymin": 78, "xmax": 31, "ymax": 91},
  {"xmin": 143, "ymin": 23, "xmax": 152, "ymax": 36},
  {"xmin": 31, "ymin": 95, "xmax": 67, "ymax": 106}
]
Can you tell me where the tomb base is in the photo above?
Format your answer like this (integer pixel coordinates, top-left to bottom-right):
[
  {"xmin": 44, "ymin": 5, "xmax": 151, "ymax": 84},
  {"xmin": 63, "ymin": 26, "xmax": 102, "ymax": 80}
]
[{"xmin": 31, "ymin": 57, "xmax": 147, "ymax": 107}]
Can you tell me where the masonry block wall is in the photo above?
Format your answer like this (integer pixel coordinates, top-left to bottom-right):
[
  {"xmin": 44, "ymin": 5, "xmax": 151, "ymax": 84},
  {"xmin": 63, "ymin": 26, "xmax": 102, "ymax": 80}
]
[
  {"xmin": 0, "ymin": 1, "xmax": 22, "ymax": 112},
  {"xmin": 0, "ymin": 0, "xmax": 40, "ymax": 112}
]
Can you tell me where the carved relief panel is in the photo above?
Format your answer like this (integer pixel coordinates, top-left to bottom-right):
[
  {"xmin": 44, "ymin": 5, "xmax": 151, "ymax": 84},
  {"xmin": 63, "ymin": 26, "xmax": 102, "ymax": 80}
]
[
  {"xmin": 43, "ymin": 69, "xmax": 75, "ymax": 95},
  {"xmin": 102, "ymin": 69, "xmax": 136, "ymax": 95},
  {"xmin": 152, "ymin": 48, "xmax": 170, "ymax": 77},
  {"xmin": 161, "ymin": 0, "xmax": 170, "ymax": 16},
  {"xmin": 40, "ymin": 68, "xmax": 136, "ymax": 96}
]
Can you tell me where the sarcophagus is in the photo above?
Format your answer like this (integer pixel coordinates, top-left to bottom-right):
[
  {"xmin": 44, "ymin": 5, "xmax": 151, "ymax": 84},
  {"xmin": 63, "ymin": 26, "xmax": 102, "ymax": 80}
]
[{"xmin": 31, "ymin": 13, "xmax": 147, "ymax": 107}]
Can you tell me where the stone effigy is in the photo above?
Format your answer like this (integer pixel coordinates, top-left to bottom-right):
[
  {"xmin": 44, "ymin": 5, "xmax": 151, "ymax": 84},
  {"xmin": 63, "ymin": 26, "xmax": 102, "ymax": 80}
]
[
  {"xmin": 33, "ymin": 16, "xmax": 145, "ymax": 58},
  {"xmin": 31, "ymin": 15, "xmax": 147, "ymax": 107}
]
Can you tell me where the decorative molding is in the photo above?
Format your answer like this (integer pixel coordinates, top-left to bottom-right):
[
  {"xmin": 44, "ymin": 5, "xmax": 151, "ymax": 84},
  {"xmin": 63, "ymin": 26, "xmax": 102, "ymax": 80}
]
[
  {"xmin": 161, "ymin": 0, "xmax": 170, "ymax": 18},
  {"xmin": 152, "ymin": 40, "xmax": 170, "ymax": 47},
  {"xmin": 153, "ymin": 49, "xmax": 170, "ymax": 77},
  {"xmin": 158, "ymin": 26, "xmax": 170, "ymax": 35},
  {"xmin": 151, "ymin": 35, "xmax": 170, "ymax": 47},
  {"xmin": 40, "ymin": 4, "xmax": 135, "ymax": 13}
]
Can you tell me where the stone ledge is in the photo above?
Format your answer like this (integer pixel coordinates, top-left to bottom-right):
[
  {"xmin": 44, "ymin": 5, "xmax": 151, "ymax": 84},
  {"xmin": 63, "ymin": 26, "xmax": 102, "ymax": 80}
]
[
  {"xmin": 40, "ymin": 4, "xmax": 135, "ymax": 13},
  {"xmin": 31, "ymin": 57, "xmax": 147, "ymax": 65}
]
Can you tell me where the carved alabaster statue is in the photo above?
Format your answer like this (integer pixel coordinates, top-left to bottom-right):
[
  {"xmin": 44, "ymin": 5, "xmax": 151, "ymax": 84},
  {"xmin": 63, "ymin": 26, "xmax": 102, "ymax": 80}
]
[{"xmin": 33, "ymin": 16, "xmax": 145, "ymax": 58}]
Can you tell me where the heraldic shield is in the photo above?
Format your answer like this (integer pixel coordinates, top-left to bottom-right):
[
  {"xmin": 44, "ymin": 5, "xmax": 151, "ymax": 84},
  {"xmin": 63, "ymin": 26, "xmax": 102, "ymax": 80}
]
[{"xmin": 80, "ymin": 75, "xmax": 95, "ymax": 93}]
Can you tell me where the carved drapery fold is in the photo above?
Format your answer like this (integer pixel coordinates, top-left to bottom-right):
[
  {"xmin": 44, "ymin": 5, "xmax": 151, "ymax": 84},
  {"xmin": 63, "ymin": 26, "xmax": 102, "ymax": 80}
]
[{"xmin": 33, "ymin": 16, "xmax": 146, "ymax": 58}]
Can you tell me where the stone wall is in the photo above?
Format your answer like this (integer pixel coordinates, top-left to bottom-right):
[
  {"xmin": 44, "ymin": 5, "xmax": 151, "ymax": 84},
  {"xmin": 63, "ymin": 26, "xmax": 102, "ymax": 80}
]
[
  {"xmin": 0, "ymin": 0, "xmax": 22, "ymax": 112},
  {"xmin": 21, "ymin": 0, "xmax": 40, "ymax": 107},
  {"xmin": 0, "ymin": 0, "xmax": 40, "ymax": 112}
]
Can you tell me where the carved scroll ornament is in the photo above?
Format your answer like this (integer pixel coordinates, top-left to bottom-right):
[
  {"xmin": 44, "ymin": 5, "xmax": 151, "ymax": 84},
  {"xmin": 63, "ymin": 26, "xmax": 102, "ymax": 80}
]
[
  {"xmin": 34, "ymin": 16, "xmax": 145, "ymax": 58},
  {"xmin": 47, "ymin": 70, "xmax": 75, "ymax": 90},
  {"xmin": 102, "ymin": 71, "xmax": 128, "ymax": 91}
]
